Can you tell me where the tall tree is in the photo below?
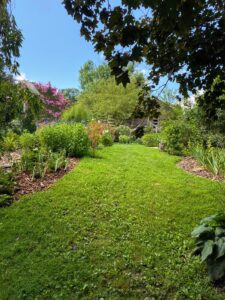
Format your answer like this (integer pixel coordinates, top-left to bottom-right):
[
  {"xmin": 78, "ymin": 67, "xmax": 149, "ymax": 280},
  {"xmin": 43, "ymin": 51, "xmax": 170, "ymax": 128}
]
[
  {"xmin": 60, "ymin": 88, "xmax": 80, "ymax": 102},
  {"xmin": 79, "ymin": 60, "xmax": 111, "ymax": 90},
  {"xmin": 0, "ymin": 0, "xmax": 23, "ymax": 74},
  {"xmin": 63, "ymin": 0, "xmax": 225, "ymax": 97},
  {"xmin": 77, "ymin": 76, "xmax": 140, "ymax": 124}
]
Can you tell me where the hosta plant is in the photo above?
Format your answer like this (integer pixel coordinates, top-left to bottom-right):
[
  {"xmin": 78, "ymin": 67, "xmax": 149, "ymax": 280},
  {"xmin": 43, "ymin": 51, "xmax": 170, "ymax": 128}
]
[{"xmin": 192, "ymin": 213, "xmax": 225, "ymax": 281}]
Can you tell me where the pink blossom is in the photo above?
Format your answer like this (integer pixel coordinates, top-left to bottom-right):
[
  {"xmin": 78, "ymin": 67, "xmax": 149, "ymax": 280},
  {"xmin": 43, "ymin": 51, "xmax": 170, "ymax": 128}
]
[{"xmin": 33, "ymin": 82, "xmax": 68, "ymax": 119}]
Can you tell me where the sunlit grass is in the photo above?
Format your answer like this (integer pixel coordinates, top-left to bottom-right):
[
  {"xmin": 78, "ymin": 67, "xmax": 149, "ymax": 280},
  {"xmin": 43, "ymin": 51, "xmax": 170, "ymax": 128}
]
[{"xmin": 0, "ymin": 144, "xmax": 224, "ymax": 299}]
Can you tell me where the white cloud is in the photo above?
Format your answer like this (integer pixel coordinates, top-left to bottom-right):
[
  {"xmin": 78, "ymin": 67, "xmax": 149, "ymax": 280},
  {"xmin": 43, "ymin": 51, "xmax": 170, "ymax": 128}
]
[{"xmin": 15, "ymin": 72, "xmax": 27, "ymax": 82}]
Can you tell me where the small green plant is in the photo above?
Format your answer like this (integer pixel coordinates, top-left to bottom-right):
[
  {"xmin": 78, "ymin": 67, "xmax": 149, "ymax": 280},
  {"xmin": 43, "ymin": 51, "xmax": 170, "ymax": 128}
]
[
  {"xmin": 19, "ymin": 149, "xmax": 68, "ymax": 180},
  {"xmin": 114, "ymin": 125, "xmax": 131, "ymax": 142},
  {"xmin": 193, "ymin": 146, "xmax": 225, "ymax": 176},
  {"xmin": 0, "ymin": 168, "xmax": 15, "ymax": 207},
  {"xmin": 19, "ymin": 131, "xmax": 40, "ymax": 151},
  {"xmin": 192, "ymin": 213, "xmax": 225, "ymax": 281},
  {"xmin": 119, "ymin": 135, "xmax": 131, "ymax": 144},
  {"xmin": 47, "ymin": 151, "xmax": 68, "ymax": 172},
  {"xmin": 2, "ymin": 131, "xmax": 19, "ymax": 152},
  {"xmin": 101, "ymin": 131, "xmax": 113, "ymax": 147},
  {"xmin": 142, "ymin": 133, "xmax": 161, "ymax": 147},
  {"xmin": 19, "ymin": 149, "xmax": 40, "ymax": 173}
]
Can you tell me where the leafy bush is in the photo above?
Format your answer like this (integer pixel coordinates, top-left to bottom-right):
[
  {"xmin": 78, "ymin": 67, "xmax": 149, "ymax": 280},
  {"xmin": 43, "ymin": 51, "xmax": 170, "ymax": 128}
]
[
  {"xmin": 0, "ymin": 168, "xmax": 15, "ymax": 206},
  {"xmin": 192, "ymin": 146, "xmax": 225, "ymax": 176},
  {"xmin": 19, "ymin": 131, "xmax": 40, "ymax": 150},
  {"xmin": 9, "ymin": 119, "xmax": 23, "ymax": 135},
  {"xmin": 142, "ymin": 133, "xmax": 161, "ymax": 147},
  {"xmin": 87, "ymin": 121, "xmax": 104, "ymax": 154},
  {"xmin": 119, "ymin": 135, "xmax": 131, "ymax": 144},
  {"xmin": 101, "ymin": 131, "xmax": 113, "ymax": 147},
  {"xmin": 207, "ymin": 133, "xmax": 225, "ymax": 149},
  {"xmin": 38, "ymin": 123, "xmax": 89, "ymax": 157},
  {"xmin": 67, "ymin": 124, "xmax": 90, "ymax": 157},
  {"xmin": 192, "ymin": 213, "xmax": 225, "ymax": 281},
  {"xmin": 114, "ymin": 125, "xmax": 132, "ymax": 142},
  {"xmin": 163, "ymin": 121, "xmax": 197, "ymax": 156},
  {"xmin": 2, "ymin": 131, "xmax": 19, "ymax": 152},
  {"xmin": 118, "ymin": 125, "xmax": 131, "ymax": 136},
  {"xmin": 134, "ymin": 137, "xmax": 143, "ymax": 145},
  {"xmin": 61, "ymin": 102, "xmax": 91, "ymax": 123}
]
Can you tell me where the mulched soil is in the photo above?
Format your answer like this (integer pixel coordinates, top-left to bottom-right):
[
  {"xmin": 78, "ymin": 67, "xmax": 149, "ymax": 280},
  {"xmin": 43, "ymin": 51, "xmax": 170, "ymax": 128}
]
[
  {"xmin": 14, "ymin": 158, "xmax": 79, "ymax": 199},
  {"xmin": 0, "ymin": 151, "xmax": 79, "ymax": 200},
  {"xmin": 178, "ymin": 156, "xmax": 225, "ymax": 182}
]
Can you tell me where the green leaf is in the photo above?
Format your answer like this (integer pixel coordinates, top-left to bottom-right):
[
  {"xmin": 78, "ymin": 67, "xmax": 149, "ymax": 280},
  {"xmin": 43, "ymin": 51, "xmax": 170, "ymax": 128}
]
[
  {"xmin": 215, "ymin": 227, "xmax": 225, "ymax": 237},
  {"xmin": 207, "ymin": 258, "xmax": 225, "ymax": 281},
  {"xmin": 216, "ymin": 239, "xmax": 225, "ymax": 259},
  {"xmin": 191, "ymin": 224, "xmax": 213, "ymax": 239},
  {"xmin": 200, "ymin": 215, "xmax": 217, "ymax": 225},
  {"xmin": 201, "ymin": 240, "xmax": 214, "ymax": 262}
]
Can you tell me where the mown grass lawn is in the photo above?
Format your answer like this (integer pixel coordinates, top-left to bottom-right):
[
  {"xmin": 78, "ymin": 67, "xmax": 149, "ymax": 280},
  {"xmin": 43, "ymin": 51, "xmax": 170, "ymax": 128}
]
[{"xmin": 0, "ymin": 144, "xmax": 224, "ymax": 299}]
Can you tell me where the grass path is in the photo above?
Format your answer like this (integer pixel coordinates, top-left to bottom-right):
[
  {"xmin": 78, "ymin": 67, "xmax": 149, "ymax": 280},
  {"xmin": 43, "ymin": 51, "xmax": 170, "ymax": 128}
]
[{"xmin": 0, "ymin": 144, "xmax": 224, "ymax": 299}]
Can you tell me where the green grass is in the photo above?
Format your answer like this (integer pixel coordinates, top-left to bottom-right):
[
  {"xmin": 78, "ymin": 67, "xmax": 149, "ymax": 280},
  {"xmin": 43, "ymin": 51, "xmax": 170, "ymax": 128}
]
[{"xmin": 0, "ymin": 144, "xmax": 224, "ymax": 299}]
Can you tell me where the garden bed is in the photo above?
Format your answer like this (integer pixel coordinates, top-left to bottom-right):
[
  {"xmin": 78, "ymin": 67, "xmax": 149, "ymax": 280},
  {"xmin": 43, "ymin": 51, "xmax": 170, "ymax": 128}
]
[
  {"xmin": 0, "ymin": 152, "xmax": 79, "ymax": 201},
  {"xmin": 14, "ymin": 158, "xmax": 79, "ymax": 199},
  {"xmin": 178, "ymin": 156, "xmax": 225, "ymax": 181}
]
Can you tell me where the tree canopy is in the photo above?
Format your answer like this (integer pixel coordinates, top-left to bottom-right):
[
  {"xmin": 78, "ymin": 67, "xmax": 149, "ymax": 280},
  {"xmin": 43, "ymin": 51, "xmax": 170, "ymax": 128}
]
[
  {"xmin": 0, "ymin": 0, "xmax": 23, "ymax": 74},
  {"xmin": 79, "ymin": 60, "xmax": 111, "ymax": 90},
  {"xmin": 77, "ymin": 76, "xmax": 140, "ymax": 123},
  {"xmin": 60, "ymin": 88, "xmax": 80, "ymax": 102},
  {"xmin": 63, "ymin": 0, "xmax": 225, "ymax": 97}
]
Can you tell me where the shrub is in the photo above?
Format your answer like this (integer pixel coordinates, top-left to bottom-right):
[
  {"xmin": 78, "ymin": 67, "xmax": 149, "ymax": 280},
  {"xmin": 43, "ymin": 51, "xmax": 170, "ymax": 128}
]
[
  {"xmin": 87, "ymin": 121, "xmax": 105, "ymax": 154},
  {"xmin": 118, "ymin": 125, "xmax": 131, "ymax": 136},
  {"xmin": 37, "ymin": 124, "xmax": 69, "ymax": 153},
  {"xmin": 142, "ymin": 133, "xmax": 161, "ymax": 147},
  {"xmin": 19, "ymin": 131, "xmax": 40, "ymax": 151},
  {"xmin": 67, "ymin": 124, "xmax": 90, "ymax": 157},
  {"xmin": 119, "ymin": 135, "xmax": 131, "ymax": 144},
  {"xmin": 2, "ymin": 131, "xmax": 19, "ymax": 152},
  {"xmin": 9, "ymin": 119, "xmax": 23, "ymax": 135},
  {"xmin": 0, "ymin": 168, "xmax": 15, "ymax": 207},
  {"xmin": 101, "ymin": 131, "xmax": 113, "ymax": 147},
  {"xmin": 114, "ymin": 125, "xmax": 132, "ymax": 142},
  {"xmin": 61, "ymin": 102, "xmax": 91, "ymax": 123},
  {"xmin": 134, "ymin": 137, "xmax": 143, "ymax": 145},
  {"xmin": 163, "ymin": 121, "xmax": 197, "ymax": 156},
  {"xmin": 37, "ymin": 123, "xmax": 89, "ymax": 157},
  {"xmin": 207, "ymin": 133, "xmax": 225, "ymax": 149},
  {"xmin": 192, "ymin": 213, "xmax": 225, "ymax": 281}
]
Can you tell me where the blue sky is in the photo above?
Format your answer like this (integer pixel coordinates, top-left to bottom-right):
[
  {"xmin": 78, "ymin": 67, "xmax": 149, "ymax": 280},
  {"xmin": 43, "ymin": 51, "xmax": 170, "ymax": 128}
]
[
  {"xmin": 13, "ymin": 0, "xmax": 104, "ymax": 89},
  {"xmin": 13, "ymin": 0, "xmax": 178, "ymax": 93}
]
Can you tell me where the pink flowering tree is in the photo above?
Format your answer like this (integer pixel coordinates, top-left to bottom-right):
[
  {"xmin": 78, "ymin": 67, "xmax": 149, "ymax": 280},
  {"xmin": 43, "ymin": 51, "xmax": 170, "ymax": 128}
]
[{"xmin": 33, "ymin": 82, "xmax": 69, "ymax": 119}]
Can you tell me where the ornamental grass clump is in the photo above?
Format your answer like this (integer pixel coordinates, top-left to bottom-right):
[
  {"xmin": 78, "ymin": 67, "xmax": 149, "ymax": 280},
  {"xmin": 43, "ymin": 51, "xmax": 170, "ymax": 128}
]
[{"xmin": 192, "ymin": 146, "xmax": 225, "ymax": 177}]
